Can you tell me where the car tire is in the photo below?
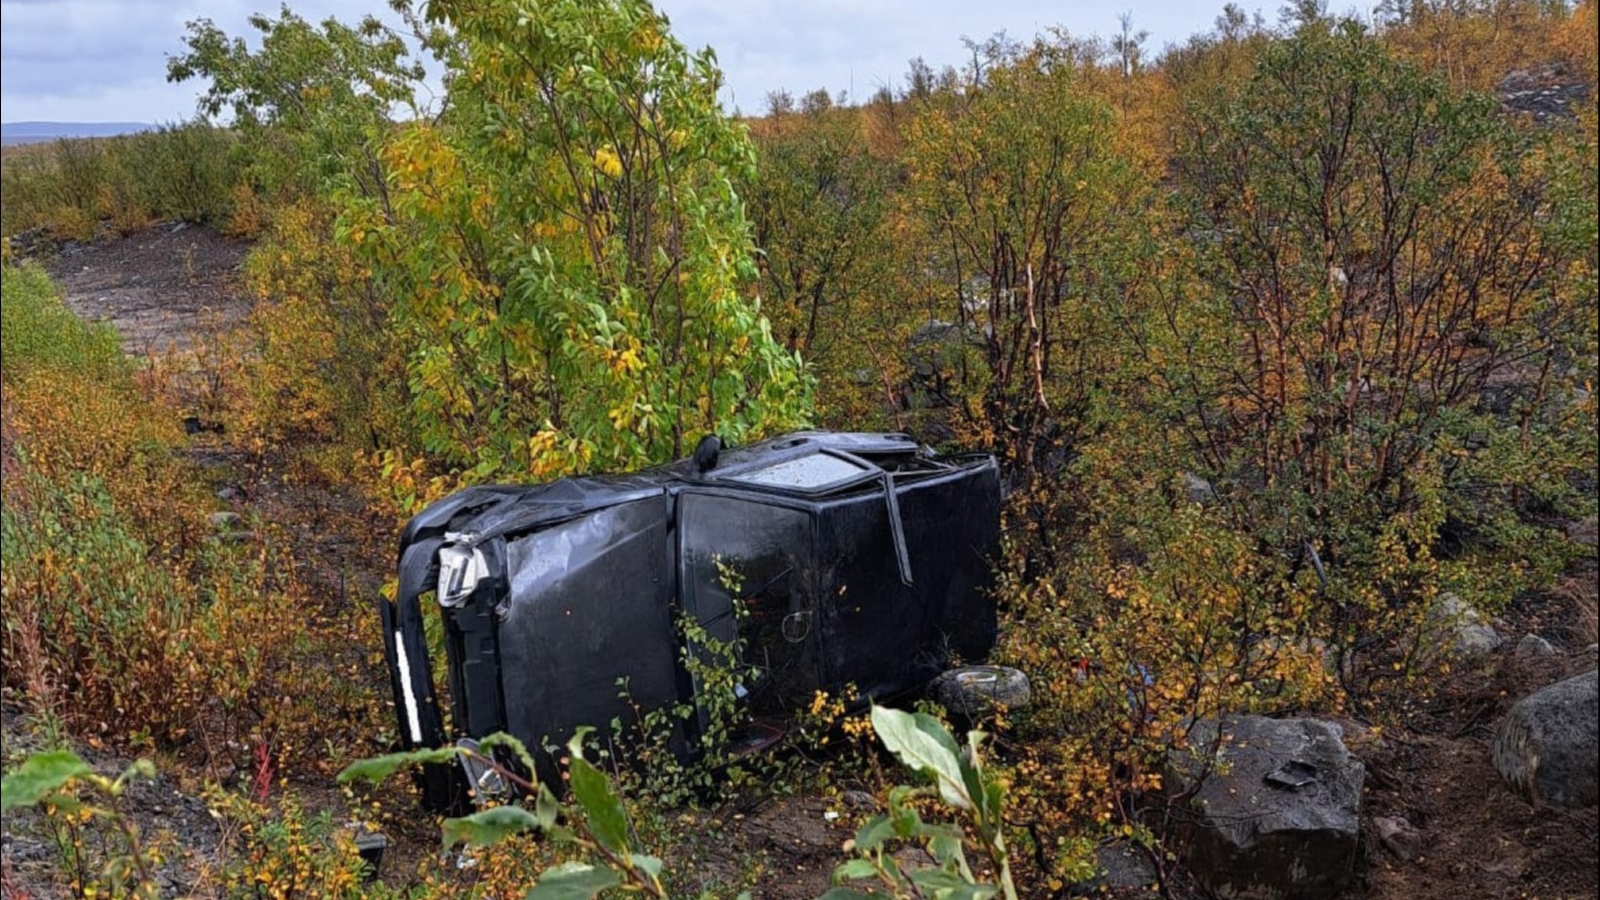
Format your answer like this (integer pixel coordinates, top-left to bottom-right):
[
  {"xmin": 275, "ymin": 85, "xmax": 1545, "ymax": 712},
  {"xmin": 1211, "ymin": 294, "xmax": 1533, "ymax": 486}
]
[{"xmin": 930, "ymin": 665, "xmax": 1031, "ymax": 719}]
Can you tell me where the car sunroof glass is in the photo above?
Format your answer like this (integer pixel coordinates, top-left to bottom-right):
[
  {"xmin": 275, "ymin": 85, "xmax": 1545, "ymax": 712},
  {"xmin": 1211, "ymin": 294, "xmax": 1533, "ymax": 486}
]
[{"xmin": 728, "ymin": 452, "xmax": 869, "ymax": 490}]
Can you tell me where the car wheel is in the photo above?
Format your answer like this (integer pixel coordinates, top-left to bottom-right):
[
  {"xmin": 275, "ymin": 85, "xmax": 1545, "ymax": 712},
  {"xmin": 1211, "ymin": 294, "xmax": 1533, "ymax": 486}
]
[{"xmin": 930, "ymin": 665, "xmax": 1031, "ymax": 719}]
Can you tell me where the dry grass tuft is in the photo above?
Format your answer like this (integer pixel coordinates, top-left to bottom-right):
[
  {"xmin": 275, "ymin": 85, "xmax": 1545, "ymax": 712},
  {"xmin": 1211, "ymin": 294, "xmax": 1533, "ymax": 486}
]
[{"xmin": 1554, "ymin": 573, "xmax": 1600, "ymax": 647}]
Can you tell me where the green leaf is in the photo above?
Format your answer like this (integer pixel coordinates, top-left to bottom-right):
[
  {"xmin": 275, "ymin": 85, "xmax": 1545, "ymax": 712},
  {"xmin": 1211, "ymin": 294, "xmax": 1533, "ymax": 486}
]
[
  {"xmin": 112, "ymin": 758, "xmax": 156, "ymax": 795},
  {"xmin": 871, "ymin": 706, "xmax": 973, "ymax": 810},
  {"xmin": 853, "ymin": 814, "xmax": 896, "ymax": 851},
  {"xmin": 441, "ymin": 805, "xmax": 541, "ymax": 850},
  {"xmin": 815, "ymin": 890, "xmax": 881, "ymax": 900},
  {"xmin": 535, "ymin": 783, "xmax": 561, "ymax": 830},
  {"xmin": 832, "ymin": 858, "xmax": 880, "ymax": 880},
  {"xmin": 526, "ymin": 862, "xmax": 620, "ymax": 900},
  {"xmin": 337, "ymin": 746, "xmax": 460, "ymax": 785},
  {"xmin": 907, "ymin": 868, "xmax": 997, "ymax": 900},
  {"xmin": 924, "ymin": 826, "xmax": 970, "ymax": 867},
  {"xmin": 565, "ymin": 730, "xmax": 629, "ymax": 855},
  {"xmin": 479, "ymin": 731, "xmax": 539, "ymax": 778},
  {"xmin": 1, "ymin": 750, "xmax": 93, "ymax": 813},
  {"xmin": 886, "ymin": 785, "xmax": 926, "ymax": 837}
]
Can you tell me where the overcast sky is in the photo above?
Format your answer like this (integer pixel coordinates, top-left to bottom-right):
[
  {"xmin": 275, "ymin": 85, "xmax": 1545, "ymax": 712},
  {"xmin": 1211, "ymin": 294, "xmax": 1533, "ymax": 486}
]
[{"xmin": 1, "ymin": 1, "xmax": 1288, "ymax": 124}]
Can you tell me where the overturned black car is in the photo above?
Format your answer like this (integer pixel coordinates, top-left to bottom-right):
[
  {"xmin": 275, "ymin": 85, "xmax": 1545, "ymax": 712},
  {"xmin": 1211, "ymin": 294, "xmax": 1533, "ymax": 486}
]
[{"xmin": 380, "ymin": 431, "xmax": 1003, "ymax": 810}]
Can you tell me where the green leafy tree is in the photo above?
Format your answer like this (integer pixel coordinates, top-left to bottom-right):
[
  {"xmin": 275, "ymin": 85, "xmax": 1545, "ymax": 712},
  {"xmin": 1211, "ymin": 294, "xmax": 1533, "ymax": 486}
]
[
  {"xmin": 167, "ymin": 3, "xmax": 424, "ymax": 200},
  {"xmin": 344, "ymin": 0, "xmax": 809, "ymax": 479}
]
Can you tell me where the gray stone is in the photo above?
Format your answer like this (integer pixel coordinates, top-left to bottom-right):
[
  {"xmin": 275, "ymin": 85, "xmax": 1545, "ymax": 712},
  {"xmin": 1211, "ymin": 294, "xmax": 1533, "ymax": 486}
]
[
  {"xmin": 842, "ymin": 790, "xmax": 877, "ymax": 810},
  {"xmin": 1372, "ymin": 815, "xmax": 1422, "ymax": 862},
  {"xmin": 1070, "ymin": 839, "xmax": 1161, "ymax": 898},
  {"xmin": 1167, "ymin": 716, "xmax": 1364, "ymax": 900},
  {"xmin": 1492, "ymin": 669, "xmax": 1599, "ymax": 809},
  {"xmin": 1513, "ymin": 633, "xmax": 1558, "ymax": 663},
  {"xmin": 1182, "ymin": 472, "xmax": 1217, "ymax": 505},
  {"xmin": 1426, "ymin": 593, "xmax": 1503, "ymax": 663},
  {"xmin": 1567, "ymin": 517, "xmax": 1598, "ymax": 548}
]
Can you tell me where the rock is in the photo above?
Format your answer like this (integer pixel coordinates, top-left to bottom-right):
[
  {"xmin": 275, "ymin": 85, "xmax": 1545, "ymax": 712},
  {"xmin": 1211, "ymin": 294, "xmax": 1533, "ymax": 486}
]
[
  {"xmin": 1373, "ymin": 815, "xmax": 1422, "ymax": 862},
  {"xmin": 1426, "ymin": 593, "xmax": 1503, "ymax": 663},
  {"xmin": 1089, "ymin": 839, "xmax": 1160, "ymax": 897},
  {"xmin": 1492, "ymin": 669, "xmax": 1599, "ymax": 809},
  {"xmin": 842, "ymin": 790, "xmax": 877, "ymax": 810},
  {"xmin": 1497, "ymin": 68, "xmax": 1543, "ymax": 93},
  {"xmin": 1167, "ymin": 716, "xmax": 1364, "ymax": 900},
  {"xmin": 1181, "ymin": 472, "xmax": 1217, "ymax": 505},
  {"xmin": 1567, "ymin": 517, "xmax": 1598, "ymax": 548},
  {"xmin": 1513, "ymin": 633, "xmax": 1558, "ymax": 663},
  {"xmin": 1496, "ymin": 64, "xmax": 1593, "ymax": 123},
  {"xmin": 208, "ymin": 510, "xmax": 242, "ymax": 530}
]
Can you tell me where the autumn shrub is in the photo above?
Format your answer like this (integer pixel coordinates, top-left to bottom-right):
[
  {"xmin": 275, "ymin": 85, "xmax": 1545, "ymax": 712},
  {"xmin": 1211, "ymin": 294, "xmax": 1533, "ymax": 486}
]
[
  {"xmin": 1379, "ymin": 0, "xmax": 1583, "ymax": 90},
  {"xmin": 1157, "ymin": 19, "xmax": 1595, "ymax": 682},
  {"xmin": 207, "ymin": 791, "xmax": 387, "ymax": 900},
  {"xmin": 0, "ymin": 140, "xmax": 108, "ymax": 240},
  {"xmin": 991, "ymin": 481, "xmax": 1335, "ymax": 880},
  {"xmin": 233, "ymin": 199, "xmax": 411, "ymax": 458},
  {"xmin": 333, "ymin": 0, "xmax": 811, "ymax": 483},
  {"xmin": 1, "ymin": 397, "xmax": 374, "ymax": 768},
  {"xmin": 0, "ymin": 123, "xmax": 241, "ymax": 240},
  {"xmin": 121, "ymin": 122, "xmax": 241, "ymax": 225},
  {"xmin": 1, "ymin": 465, "xmax": 193, "ymax": 739},
  {"xmin": 0, "ymin": 264, "xmax": 380, "ymax": 772},
  {"xmin": 745, "ymin": 104, "xmax": 906, "ymax": 432},
  {"xmin": 976, "ymin": 21, "xmax": 1597, "ymax": 884},
  {"xmin": 900, "ymin": 36, "xmax": 1146, "ymax": 489},
  {"xmin": 1, "ymin": 263, "xmax": 124, "ymax": 379}
]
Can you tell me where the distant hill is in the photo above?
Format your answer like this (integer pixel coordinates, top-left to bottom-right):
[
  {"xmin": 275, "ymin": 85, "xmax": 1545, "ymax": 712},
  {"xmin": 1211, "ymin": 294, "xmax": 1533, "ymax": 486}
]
[{"xmin": 1, "ymin": 121, "xmax": 154, "ymax": 146}]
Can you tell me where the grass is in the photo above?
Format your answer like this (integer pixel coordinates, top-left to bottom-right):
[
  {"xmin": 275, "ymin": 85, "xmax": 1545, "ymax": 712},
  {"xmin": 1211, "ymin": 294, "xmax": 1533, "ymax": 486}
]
[{"xmin": 0, "ymin": 262, "xmax": 123, "ymax": 381}]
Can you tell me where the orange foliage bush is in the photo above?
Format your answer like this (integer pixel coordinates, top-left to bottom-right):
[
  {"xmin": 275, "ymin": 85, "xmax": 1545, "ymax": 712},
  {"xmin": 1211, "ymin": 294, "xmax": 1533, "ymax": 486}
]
[
  {"xmin": 234, "ymin": 199, "xmax": 410, "ymax": 459},
  {"xmin": 0, "ymin": 264, "xmax": 380, "ymax": 775}
]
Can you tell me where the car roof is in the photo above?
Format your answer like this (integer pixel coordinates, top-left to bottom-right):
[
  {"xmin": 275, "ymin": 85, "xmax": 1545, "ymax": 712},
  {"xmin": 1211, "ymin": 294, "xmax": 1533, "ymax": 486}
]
[{"xmin": 397, "ymin": 431, "xmax": 933, "ymax": 552}]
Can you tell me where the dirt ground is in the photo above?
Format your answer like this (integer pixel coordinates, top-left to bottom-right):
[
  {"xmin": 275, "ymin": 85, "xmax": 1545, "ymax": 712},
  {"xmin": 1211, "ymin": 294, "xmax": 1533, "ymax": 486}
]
[
  {"xmin": 42, "ymin": 222, "xmax": 253, "ymax": 356},
  {"xmin": 1358, "ymin": 656, "xmax": 1598, "ymax": 900},
  {"xmin": 3, "ymin": 224, "xmax": 1596, "ymax": 900},
  {"xmin": 1354, "ymin": 559, "xmax": 1599, "ymax": 900}
]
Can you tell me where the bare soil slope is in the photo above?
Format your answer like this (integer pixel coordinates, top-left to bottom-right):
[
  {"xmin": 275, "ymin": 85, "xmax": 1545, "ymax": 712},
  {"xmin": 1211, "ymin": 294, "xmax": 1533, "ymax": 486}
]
[{"xmin": 43, "ymin": 222, "xmax": 252, "ymax": 355}]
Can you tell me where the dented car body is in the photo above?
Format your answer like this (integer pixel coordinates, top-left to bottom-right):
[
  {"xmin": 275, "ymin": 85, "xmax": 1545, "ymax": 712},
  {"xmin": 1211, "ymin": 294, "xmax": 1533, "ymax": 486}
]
[{"xmin": 380, "ymin": 431, "xmax": 1001, "ymax": 809}]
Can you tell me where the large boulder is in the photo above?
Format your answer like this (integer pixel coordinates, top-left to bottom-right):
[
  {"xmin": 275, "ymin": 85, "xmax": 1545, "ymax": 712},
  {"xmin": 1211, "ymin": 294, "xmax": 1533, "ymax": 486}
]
[
  {"xmin": 1492, "ymin": 668, "xmax": 1599, "ymax": 809},
  {"xmin": 1167, "ymin": 716, "xmax": 1364, "ymax": 900}
]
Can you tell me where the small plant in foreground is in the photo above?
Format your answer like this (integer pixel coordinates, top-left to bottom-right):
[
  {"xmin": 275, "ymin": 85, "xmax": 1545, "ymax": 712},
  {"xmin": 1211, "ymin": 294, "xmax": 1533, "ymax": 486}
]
[
  {"xmin": 823, "ymin": 706, "xmax": 1016, "ymax": 900},
  {"xmin": 1, "ymin": 749, "xmax": 161, "ymax": 899},
  {"xmin": 205, "ymin": 789, "xmax": 374, "ymax": 900},
  {"xmin": 339, "ymin": 706, "xmax": 1011, "ymax": 899},
  {"xmin": 340, "ymin": 729, "xmax": 682, "ymax": 898}
]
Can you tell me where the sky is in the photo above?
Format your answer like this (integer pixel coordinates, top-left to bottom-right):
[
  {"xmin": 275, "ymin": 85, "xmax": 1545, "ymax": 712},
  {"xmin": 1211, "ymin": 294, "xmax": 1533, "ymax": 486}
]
[{"xmin": 1, "ymin": 0, "xmax": 1275, "ymax": 125}]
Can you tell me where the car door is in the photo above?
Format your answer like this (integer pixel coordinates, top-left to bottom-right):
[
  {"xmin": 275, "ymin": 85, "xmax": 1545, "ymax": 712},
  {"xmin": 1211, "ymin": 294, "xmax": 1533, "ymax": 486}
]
[{"xmin": 676, "ymin": 491, "xmax": 821, "ymax": 738}]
